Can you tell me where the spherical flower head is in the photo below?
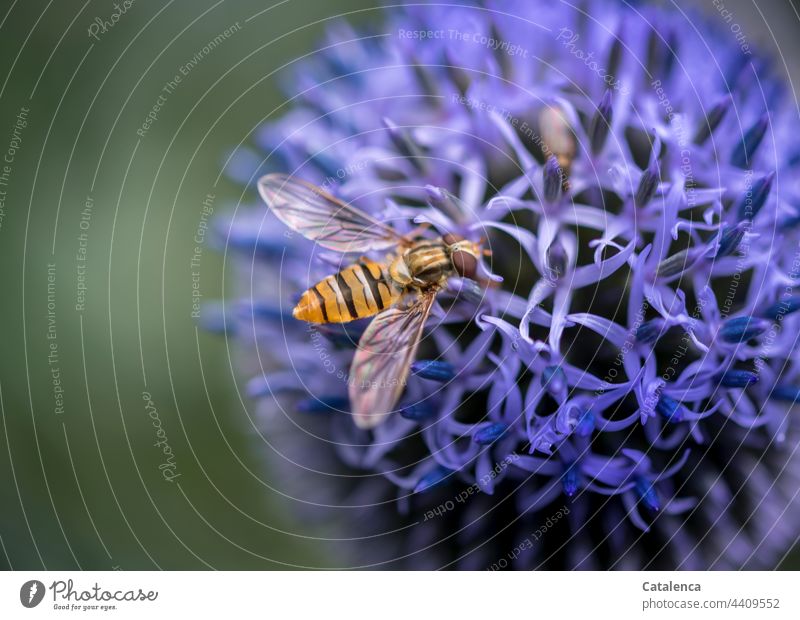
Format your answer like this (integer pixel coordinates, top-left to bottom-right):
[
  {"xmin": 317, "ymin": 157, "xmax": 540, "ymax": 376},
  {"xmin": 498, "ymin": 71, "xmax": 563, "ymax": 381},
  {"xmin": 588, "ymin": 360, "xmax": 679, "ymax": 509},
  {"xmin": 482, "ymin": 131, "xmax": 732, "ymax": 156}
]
[{"xmin": 218, "ymin": 0, "xmax": 800, "ymax": 569}]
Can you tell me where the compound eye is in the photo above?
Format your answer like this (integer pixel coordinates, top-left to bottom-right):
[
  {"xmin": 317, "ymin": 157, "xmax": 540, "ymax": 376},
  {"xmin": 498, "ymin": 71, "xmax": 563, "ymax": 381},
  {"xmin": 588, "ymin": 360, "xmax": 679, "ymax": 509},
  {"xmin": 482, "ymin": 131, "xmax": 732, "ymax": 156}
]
[
  {"xmin": 451, "ymin": 250, "xmax": 478, "ymax": 280},
  {"xmin": 442, "ymin": 232, "xmax": 464, "ymax": 246}
]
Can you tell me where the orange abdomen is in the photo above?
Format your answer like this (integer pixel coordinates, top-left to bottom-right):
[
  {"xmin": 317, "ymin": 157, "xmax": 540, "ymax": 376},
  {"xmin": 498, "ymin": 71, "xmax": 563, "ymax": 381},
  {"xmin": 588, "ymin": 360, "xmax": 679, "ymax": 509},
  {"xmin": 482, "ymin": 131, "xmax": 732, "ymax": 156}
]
[{"xmin": 293, "ymin": 260, "xmax": 403, "ymax": 323}]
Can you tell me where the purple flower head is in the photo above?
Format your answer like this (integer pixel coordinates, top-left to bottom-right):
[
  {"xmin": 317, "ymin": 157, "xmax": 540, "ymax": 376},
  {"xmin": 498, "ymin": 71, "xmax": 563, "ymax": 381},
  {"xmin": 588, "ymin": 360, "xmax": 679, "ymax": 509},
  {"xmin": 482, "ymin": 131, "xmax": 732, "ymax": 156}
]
[{"xmin": 217, "ymin": 0, "xmax": 800, "ymax": 569}]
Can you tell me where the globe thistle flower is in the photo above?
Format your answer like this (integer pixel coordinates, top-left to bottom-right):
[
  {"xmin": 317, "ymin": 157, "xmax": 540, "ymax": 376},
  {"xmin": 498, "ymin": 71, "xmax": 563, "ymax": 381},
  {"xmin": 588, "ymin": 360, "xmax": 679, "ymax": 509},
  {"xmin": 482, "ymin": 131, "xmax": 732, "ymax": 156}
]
[{"xmin": 217, "ymin": 0, "xmax": 800, "ymax": 569}]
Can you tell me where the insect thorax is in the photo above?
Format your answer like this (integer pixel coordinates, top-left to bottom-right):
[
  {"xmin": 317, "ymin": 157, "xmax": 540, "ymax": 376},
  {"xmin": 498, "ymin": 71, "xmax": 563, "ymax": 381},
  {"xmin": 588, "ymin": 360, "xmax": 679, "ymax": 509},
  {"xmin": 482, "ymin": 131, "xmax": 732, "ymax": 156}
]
[{"xmin": 393, "ymin": 240, "xmax": 451, "ymax": 287}]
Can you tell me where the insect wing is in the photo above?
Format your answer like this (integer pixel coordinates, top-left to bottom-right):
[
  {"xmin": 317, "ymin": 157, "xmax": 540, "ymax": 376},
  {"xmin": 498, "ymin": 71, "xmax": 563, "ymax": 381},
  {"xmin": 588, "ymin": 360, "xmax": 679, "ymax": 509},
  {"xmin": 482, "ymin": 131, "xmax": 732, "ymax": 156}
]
[
  {"xmin": 348, "ymin": 291, "xmax": 438, "ymax": 429},
  {"xmin": 258, "ymin": 173, "xmax": 404, "ymax": 252}
]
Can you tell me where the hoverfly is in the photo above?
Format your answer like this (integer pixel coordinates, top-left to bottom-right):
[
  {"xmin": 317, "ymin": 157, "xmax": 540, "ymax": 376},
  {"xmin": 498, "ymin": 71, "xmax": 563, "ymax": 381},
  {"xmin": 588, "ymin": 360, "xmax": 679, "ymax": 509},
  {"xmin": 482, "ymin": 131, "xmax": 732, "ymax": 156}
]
[
  {"xmin": 539, "ymin": 105, "xmax": 576, "ymax": 190},
  {"xmin": 258, "ymin": 173, "xmax": 484, "ymax": 429}
]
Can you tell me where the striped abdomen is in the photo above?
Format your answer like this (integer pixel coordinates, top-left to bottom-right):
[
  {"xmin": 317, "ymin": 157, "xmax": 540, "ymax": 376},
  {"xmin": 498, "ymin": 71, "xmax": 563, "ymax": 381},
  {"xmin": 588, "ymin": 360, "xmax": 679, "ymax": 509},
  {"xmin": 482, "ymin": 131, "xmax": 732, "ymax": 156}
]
[{"xmin": 293, "ymin": 260, "xmax": 403, "ymax": 323}]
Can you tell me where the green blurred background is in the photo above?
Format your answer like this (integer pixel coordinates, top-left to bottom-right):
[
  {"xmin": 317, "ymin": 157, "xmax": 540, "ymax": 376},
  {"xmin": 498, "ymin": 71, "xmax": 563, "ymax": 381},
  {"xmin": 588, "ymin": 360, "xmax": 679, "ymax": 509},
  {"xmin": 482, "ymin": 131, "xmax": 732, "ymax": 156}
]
[
  {"xmin": 0, "ymin": 0, "xmax": 799, "ymax": 570},
  {"xmin": 0, "ymin": 0, "xmax": 382, "ymax": 570}
]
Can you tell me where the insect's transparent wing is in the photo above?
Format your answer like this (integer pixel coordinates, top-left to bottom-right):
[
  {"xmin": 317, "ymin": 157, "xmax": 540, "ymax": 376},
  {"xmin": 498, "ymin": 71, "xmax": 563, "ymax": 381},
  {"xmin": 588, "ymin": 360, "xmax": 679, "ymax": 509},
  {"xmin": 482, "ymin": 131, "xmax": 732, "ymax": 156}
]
[
  {"xmin": 258, "ymin": 173, "xmax": 404, "ymax": 252},
  {"xmin": 348, "ymin": 291, "xmax": 438, "ymax": 429}
]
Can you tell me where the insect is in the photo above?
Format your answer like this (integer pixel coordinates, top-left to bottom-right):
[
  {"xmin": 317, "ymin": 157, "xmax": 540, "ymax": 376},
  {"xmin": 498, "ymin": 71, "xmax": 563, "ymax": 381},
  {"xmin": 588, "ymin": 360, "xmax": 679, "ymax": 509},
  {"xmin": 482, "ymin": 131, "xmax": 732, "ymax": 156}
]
[
  {"xmin": 258, "ymin": 173, "xmax": 484, "ymax": 429},
  {"xmin": 539, "ymin": 105, "xmax": 576, "ymax": 190}
]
